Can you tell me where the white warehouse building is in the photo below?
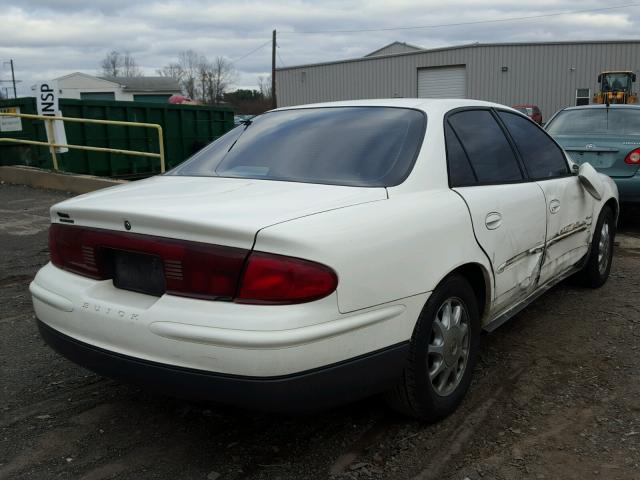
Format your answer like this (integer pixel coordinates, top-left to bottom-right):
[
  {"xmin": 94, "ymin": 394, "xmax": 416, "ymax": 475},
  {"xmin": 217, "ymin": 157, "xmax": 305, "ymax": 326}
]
[
  {"xmin": 48, "ymin": 72, "xmax": 181, "ymax": 103},
  {"xmin": 276, "ymin": 40, "xmax": 640, "ymax": 120}
]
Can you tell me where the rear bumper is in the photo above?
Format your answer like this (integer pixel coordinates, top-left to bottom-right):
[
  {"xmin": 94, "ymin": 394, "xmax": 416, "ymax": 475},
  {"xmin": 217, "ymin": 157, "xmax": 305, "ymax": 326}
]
[
  {"xmin": 37, "ymin": 319, "xmax": 409, "ymax": 412},
  {"xmin": 31, "ymin": 263, "xmax": 424, "ymax": 377}
]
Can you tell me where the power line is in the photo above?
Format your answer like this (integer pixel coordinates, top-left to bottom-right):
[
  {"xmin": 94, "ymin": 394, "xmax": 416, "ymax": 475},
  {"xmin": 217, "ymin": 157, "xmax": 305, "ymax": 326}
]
[
  {"xmin": 230, "ymin": 39, "xmax": 271, "ymax": 64},
  {"xmin": 276, "ymin": 47, "xmax": 287, "ymax": 68},
  {"xmin": 279, "ymin": 3, "xmax": 640, "ymax": 34}
]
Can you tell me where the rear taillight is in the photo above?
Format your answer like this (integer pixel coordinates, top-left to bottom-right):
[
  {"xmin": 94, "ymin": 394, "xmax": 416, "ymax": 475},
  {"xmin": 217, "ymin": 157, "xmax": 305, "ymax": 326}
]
[
  {"xmin": 49, "ymin": 224, "xmax": 105, "ymax": 279},
  {"xmin": 624, "ymin": 148, "xmax": 640, "ymax": 165},
  {"xmin": 236, "ymin": 252, "xmax": 338, "ymax": 304},
  {"xmin": 49, "ymin": 224, "xmax": 338, "ymax": 304},
  {"xmin": 49, "ymin": 224, "xmax": 247, "ymax": 300}
]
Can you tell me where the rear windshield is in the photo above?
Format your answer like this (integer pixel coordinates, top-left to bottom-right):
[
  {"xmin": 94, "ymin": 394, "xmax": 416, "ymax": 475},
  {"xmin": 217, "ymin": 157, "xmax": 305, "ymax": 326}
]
[
  {"xmin": 168, "ymin": 107, "xmax": 426, "ymax": 187},
  {"xmin": 515, "ymin": 107, "xmax": 533, "ymax": 116},
  {"xmin": 546, "ymin": 108, "xmax": 640, "ymax": 136}
]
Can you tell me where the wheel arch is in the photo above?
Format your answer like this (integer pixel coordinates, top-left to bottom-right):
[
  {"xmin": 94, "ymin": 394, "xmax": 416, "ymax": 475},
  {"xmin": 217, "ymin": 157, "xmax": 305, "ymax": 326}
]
[
  {"xmin": 602, "ymin": 196, "xmax": 619, "ymax": 224},
  {"xmin": 438, "ymin": 262, "xmax": 492, "ymax": 323}
]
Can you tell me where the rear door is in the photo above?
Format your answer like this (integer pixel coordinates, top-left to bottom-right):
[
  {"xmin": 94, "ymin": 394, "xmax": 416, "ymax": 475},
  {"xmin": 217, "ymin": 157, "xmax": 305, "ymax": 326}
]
[
  {"xmin": 498, "ymin": 110, "xmax": 595, "ymax": 285},
  {"xmin": 446, "ymin": 109, "xmax": 547, "ymax": 313}
]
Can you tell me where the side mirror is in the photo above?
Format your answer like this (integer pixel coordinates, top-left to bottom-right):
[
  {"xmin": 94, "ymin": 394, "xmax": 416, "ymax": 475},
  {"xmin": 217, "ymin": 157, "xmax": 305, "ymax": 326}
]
[
  {"xmin": 578, "ymin": 163, "xmax": 603, "ymax": 201},
  {"xmin": 632, "ymin": 73, "xmax": 637, "ymax": 82},
  {"xmin": 597, "ymin": 74, "xmax": 602, "ymax": 83},
  {"xmin": 570, "ymin": 162, "xmax": 579, "ymax": 175}
]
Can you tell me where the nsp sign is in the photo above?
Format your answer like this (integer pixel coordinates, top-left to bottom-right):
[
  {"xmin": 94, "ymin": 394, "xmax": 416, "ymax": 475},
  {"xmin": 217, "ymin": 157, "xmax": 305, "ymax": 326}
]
[
  {"xmin": 35, "ymin": 81, "xmax": 68, "ymax": 153},
  {"xmin": 36, "ymin": 82, "xmax": 59, "ymax": 116}
]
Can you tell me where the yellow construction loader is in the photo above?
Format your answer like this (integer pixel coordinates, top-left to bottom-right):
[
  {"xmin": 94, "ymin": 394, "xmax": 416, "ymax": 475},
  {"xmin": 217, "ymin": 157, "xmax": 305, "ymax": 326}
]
[{"xmin": 593, "ymin": 71, "xmax": 638, "ymax": 104}]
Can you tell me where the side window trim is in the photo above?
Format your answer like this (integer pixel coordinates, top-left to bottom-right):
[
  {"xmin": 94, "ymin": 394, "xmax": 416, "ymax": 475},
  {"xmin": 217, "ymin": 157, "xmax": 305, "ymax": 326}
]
[
  {"xmin": 493, "ymin": 108, "xmax": 571, "ymax": 180},
  {"xmin": 444, "ymin": 106, "xmax": 531, "ymax": 187},
  {"xmin": 488, "ymin": 108, "xmax": 528, "ymax": 180},
  {"xmin": 444, "ymin": 119, "xmax": 478, "ymax": 187}
]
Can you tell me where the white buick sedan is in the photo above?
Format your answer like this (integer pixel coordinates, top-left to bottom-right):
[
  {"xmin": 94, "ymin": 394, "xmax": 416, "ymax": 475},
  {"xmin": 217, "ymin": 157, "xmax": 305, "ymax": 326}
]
[{"xmin": 31, "ymin": 99, "xmax": 618, "ymax": 422}]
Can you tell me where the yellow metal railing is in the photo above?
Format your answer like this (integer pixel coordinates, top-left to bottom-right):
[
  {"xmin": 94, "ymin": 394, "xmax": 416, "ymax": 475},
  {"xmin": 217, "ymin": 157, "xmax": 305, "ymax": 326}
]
[{"xmin": 0, "ymin": 112, "xmax": 165, "ymax": 173}]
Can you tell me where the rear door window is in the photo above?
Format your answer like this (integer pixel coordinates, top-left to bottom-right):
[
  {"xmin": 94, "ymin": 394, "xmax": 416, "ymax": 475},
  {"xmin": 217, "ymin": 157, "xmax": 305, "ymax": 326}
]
[
  {"xmin": 444, "ymin": 122, "xmax": 476, "ymax": 186},
  {"xmin": 447, "ymin": 110, "xmax": 523, "ymax": 183},
  {"xmin": 498, "ymin": 111, "xmax": 569, "ymax": 179}
]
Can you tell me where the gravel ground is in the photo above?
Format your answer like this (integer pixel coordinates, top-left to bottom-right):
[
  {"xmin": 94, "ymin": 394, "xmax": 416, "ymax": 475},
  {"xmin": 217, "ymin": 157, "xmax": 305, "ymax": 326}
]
[{"xmin": 1, "ymin": 183, "xmax": 639, "ymax": 480}]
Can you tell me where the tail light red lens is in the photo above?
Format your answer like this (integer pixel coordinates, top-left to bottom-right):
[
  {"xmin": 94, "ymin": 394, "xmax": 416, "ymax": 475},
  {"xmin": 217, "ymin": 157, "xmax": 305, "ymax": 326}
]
[
  {"xmin": 625, "ymin": 148, "xmax": 640, "ymax": 165},
  {"xmin": 236, "ymin": 252, "xmax": 338, "ymax": 304},
  {"xmin": 49, "ymin": 224, "xmax": 248, "ymax": 300},
  {"xmin": 49, "ymin": 224, "xmax": 338, "ymax": 304}
]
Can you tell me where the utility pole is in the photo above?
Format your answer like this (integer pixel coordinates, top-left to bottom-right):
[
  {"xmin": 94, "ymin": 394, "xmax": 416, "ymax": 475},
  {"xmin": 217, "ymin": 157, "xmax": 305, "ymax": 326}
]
[
  {"xmin": 10, "ymin": 59, "xmax": 16, "ymax": 98},
  {"xmin": 271, "ymin": 29, "xmax": 277, "ymax": 109}
]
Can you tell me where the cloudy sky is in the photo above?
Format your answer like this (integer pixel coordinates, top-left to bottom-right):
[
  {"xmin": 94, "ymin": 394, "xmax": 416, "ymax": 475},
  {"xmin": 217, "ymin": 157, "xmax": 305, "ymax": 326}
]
[{"xmin": 1, "ymin": 0, "xmax": 639, "ymax": 96}]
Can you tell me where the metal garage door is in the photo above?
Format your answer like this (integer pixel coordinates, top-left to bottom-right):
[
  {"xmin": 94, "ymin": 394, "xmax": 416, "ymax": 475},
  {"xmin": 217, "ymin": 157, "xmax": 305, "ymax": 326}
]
[{"xmin": 417, "ymin": 66, "xmax": 466, "ymax": 98}]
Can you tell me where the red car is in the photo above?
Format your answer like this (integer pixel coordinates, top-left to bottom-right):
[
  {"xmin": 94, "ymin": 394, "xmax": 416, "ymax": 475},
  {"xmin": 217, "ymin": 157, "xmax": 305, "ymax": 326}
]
[{"xmin": 512, "ymin": 104, "xmax": 543, "ymax": 125}]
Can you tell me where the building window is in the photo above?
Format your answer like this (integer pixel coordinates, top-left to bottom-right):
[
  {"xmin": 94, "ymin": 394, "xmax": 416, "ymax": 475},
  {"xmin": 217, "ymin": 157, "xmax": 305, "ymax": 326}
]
[{"xmin": 576, "ymin": 88, "xmax": 590, "ymax": 106}]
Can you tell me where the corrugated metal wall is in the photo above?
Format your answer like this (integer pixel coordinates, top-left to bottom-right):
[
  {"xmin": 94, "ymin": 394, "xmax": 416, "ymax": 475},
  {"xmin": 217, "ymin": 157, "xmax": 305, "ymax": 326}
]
[{"xmin": 277, "ymin": 41, "xmax": 640, "ymax": 120}]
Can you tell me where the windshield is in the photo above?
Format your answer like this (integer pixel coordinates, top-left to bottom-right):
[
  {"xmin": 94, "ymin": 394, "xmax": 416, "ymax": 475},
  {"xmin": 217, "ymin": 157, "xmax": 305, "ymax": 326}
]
[
  {"xmin": 601, "ymin": 73, "xmax": 631, "ymax": 92},
  {"xmin": 546, "ymin": 108, "xmax": 640, "ymax": 136},
  {"xmin": 514, "ymin": 107, "xmax": 534, "ymax": 116},
  {"xmin": 168, "ymin": 107, "xmax": 426, "ymax": 187}
]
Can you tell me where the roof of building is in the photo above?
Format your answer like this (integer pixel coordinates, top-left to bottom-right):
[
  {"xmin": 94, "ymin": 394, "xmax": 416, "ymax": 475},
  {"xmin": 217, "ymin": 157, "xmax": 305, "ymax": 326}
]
[
  {"xmin": 100, "ymin": 76, "xmax": 181, "ymax": 92},
  {"xmin": 53, "ymin": 72, "xmax": 120, "ymax": 85},
  {"xmin": 364, "ymin": 41, "xmax": 424, "ymax": 57},
  {"xmin": 278, "ymin": 39, "xmax": 640, "ymax": 71}
]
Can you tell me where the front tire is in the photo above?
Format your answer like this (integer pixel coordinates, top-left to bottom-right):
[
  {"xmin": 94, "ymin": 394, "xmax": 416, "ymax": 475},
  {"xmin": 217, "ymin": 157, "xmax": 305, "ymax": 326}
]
[
  {"xmin": 385, "ymin": 274, "xmax": 480, "ymax": 422},
  {"xmin": 575, "ymin": 206, "xmax": 615, "ymax": 288}
]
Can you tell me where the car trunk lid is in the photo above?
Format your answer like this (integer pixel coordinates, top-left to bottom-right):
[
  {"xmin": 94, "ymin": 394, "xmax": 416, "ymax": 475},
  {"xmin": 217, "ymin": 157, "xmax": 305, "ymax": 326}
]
[
  {"xmin": 51, "ymin": 176, "xmax": 387, "ymax": 249},
  {"xmin": 555, "ymin": 134, "xmax": 640, "ymax": 178}
]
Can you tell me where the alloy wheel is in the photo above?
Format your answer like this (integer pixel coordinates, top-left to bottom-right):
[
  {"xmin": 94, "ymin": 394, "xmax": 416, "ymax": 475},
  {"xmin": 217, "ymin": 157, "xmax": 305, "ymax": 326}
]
[{"xmin": 427, "ymin": 297, "xmax": 470, "ymax": 397}]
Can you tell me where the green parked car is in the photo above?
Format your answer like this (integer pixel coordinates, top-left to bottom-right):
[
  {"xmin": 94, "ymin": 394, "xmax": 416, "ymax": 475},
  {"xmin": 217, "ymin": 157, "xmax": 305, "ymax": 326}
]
[{"xmin": 546, "ymin": 104, "xmax": 640, "ymax": 204}]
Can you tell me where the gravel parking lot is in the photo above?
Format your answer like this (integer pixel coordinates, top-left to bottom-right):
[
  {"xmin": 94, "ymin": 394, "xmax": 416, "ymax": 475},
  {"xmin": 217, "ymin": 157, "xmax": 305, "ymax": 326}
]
[{"xmin": 1, "ymin": 183, "xmax": 639, "ymax": 480}]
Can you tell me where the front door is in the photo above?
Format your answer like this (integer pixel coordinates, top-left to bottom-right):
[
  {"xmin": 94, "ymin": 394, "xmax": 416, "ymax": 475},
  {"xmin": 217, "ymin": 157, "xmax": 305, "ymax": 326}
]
[
  {"xmin": 445, "ymin": 109, "xmax": 547, "ymax": 313},
  {"xmin": 495, "ymin": 110, "xmax": 595, "ymax": 284},
  {"xmin": 536, "ymin": 176, "xmax": 594, "ymax": 284}
]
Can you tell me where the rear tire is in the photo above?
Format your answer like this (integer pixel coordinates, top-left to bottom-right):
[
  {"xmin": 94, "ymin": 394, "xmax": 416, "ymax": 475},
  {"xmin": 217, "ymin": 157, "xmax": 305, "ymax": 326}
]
[
  {"xmin": 575, "ymin": 206, "xmax": 615, "ymax": 288},
  {"xmin": 385, "ymin": 274, "xmax": 480, "ymax": 422}
]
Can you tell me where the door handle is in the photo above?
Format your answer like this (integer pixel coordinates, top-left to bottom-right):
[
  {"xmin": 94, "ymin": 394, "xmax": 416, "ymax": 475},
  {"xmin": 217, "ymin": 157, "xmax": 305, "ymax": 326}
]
[{"xmin": 485, "ymin": 212, "xmax": 502, "ymax": 230}]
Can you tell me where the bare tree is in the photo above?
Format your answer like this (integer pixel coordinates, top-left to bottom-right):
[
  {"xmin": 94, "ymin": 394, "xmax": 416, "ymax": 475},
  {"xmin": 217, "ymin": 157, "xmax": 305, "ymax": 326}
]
[
  {"xmin": 100, "ymin": 50, "xmax": 142, "ymax": 77},
  {"xmin": 177, "ymin": 50, "xmax": 203, "ymax": 99},
  {"xmin": 122, "ymin": 51, "xmax": 142, "ymax": 77},
  {"xmin": 197, "ymin": 57, "xmax": 213, "ymax": 103},
  {"xmin": 157, "ymin": 63, "xmax": 184, "ymax": 81},
  {"xmin": 101, "ymin": 50, "xmax": 122, "ymax": 77},
  {"xmin": 209, "ymin": 56, "xmax": 237, "ymax": 104},
  {"xmin": 258, "ymin": 75, "xmax": 272, "ymax": 100},
  {"xmin": 160, "ymin": 51, "xmax": 236, "ymax": 102}
]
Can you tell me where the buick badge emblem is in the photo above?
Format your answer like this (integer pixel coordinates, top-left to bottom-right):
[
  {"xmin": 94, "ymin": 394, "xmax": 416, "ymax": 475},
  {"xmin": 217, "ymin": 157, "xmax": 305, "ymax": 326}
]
[{"xmin": 124, "ymin": 220, "xmax": 132, "ymax": 231}]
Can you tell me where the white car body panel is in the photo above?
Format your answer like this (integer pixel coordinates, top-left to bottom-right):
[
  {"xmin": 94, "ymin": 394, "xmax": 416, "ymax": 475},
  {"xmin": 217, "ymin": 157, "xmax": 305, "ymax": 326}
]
[
  {"xmin": 255, "ymin": 189, "xmax": 492, "ymax": 314},
  {"xmin": 454, "ymin": 183, "xmax": 547, "ymax": 313},
  {"xmin": 51, "ymin": 175, "xmax": 386, "ymax": 249},
  {"xmin": 31, "ymin": 263, "xmax": 429, "ymax": 376},
  {"xmin": 31, "ymin": 98, "xmax": 619, "ymax": 392},
  {"xmin": 536, "ymin": 175, "xmax": 595, "ymax": 285}
]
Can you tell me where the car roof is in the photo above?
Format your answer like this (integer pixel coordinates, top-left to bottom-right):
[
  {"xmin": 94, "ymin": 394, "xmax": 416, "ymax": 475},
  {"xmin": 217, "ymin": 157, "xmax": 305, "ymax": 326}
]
[
  {"xmin": 273, "ymin": 98, "xmax": 515, "ymax": 114},
  {"xmin": 560, "ymin": 104, "xmax": 640, "ymax": 112}
]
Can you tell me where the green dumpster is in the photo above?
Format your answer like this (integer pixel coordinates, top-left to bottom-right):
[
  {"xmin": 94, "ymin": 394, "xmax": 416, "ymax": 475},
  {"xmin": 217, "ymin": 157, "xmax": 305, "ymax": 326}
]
[{"xmin": 0, "ymin": 97, "xmax": 234, "ymax": 178}]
